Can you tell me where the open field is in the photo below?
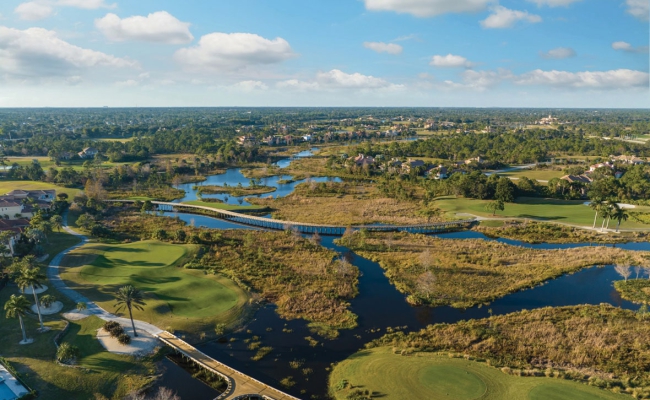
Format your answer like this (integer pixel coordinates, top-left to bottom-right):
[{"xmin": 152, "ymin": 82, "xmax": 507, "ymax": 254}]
[
  {"xmin": 361, "ymin": 305, "xmax": 650, "ymax": 398},
  {"xmin": 0, "ymin": 180, "xmax": 81, "ymax": 199},
  {"xmin": 330, "ymin": 347, "xmax": 628, "ymax": 400},
  {"xmin": 59, "ymin": 240, "xmax": 250, "ymax": 334},
  {"xmin": 498, "ymin": 168, "xmax": 565, "ymax": 181},
  {"xmin": 182, "ymin": 199, "xmax": 267, "ymax": 212},
  {"xmin": 436, "ymin": 196, "xmax": 650, "ymax": 229},
  {"xmin": 342, "ymin": 231, "xmax": 650, "ymax": 307}
]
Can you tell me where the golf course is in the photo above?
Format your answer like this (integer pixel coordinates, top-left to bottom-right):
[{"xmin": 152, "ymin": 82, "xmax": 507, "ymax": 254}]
[
  {"xmin": 329, "ymin": 348, "xmax": 629, "ymax": 400},
  {"xmin": 59, "ymin": 240, "xmax": 249, "ymax": 334},
  {"xmin": 435, "ymin": 196, "xmax": 650, "ymax": 229}
]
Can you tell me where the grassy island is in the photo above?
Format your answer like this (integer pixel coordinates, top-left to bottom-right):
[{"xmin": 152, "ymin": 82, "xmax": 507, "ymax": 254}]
[
  {"xmin": 614, "ymin": 279, "xmax": 650, "ymax": 305},
  {"xmin": 193, "ymin": 184, "xmax": 277, "ymax": 197},
  {"xmin": 330, "ymin": 305, "xmax": 649, "ymax": 399},
  {"xmin": 338, "ymin": 231, "xmax": 650, "ymax": 307}
]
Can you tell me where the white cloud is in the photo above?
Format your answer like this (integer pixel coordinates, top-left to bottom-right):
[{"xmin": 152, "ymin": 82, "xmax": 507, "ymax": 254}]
[
  {"xmin": 174, "ymin": 32, "xmax": 296, "ymax": 73},
  {"xmin": 15, "ymin": 0, "xmax": 115, "ymax": 21},
  {"xmin": 527, "ymin": 0, "xmax": 582, "ymax": 6},
  {"xmin": 480, "ymin": 6, "xmax": 542, "ymax": 28},
  {"xmin": 115, "ymin": 79, "xmax": 139, "ymax": 87},
  {"xmin": 443, "ymin": 68, "xmax": 513, "ymax": 90},
  {"xmin": 540, "ymin": 47, "xmax": 576, "ymax": 59},
  {"xmin": 625, "ymin": 0, "xmax": 649, "ymax": 21},
  {"xmin": 0, "ymin": 26, "xmax": 137, "ymax": 79},
  {"xmin": 231, "ymin": 80, "xmax": 268, "ymax": 92},
  {"xmin": 363, "ymin": 0, "xmax": 493, "ymax": 17},
  {"xmin": 316, "ymin": 69, "xmax": 396, "ymax": 89},
  {"xmin": 514, "ymin": 69, "xmax": 649, "ymax": 88},
  {"xmin": 95, "ymin": 11, "xmax": 194, "ymax": 44},
  {"xmin": 276, "ymin": 79, "xmax": 320, "ymax": 91},
  {"xmin": 15, "ymin": 2, "xmax": 54, "ymax": 21},
  {"xmin": 363, "ymin": 41, "xmax": 403, "ymax": 55},
  {"xmin": 612, "ymin": 41, "xmax": 649, "ymax": 53},
  {"xmin": 430, "ymin": 54, "xmax": 475, "ymax": 68}
]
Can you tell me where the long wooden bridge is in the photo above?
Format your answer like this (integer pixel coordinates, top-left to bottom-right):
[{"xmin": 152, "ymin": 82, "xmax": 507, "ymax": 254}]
[
  {"xmin": 130, "ymin": 201, "xmax": 475, "ymax": 235},
  {"xmin": 157, "ymin": 331, "xmax": 298, "ymax": 400}
]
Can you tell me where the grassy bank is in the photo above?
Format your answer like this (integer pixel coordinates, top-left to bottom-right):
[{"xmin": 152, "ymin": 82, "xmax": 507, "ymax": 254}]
[
  {"xmin": 330, "ymin": 347, "xmax": 628, "ymax": 400},
  {"xmin": 354, "ymin": 305, "xmax": 650, "ymax": 399},
  {"xmin": 339, "ymin": 231, "xmax": 650, "ymax": 307},
  {"xmin": 182, "ymin": 200, "xmax": 267, "ymax": 212},
  {"xmin": 436, "ymin": 196, "xmax": 650, "ymax": 229},
  {"xmin": 59, "ymin": 240, "xmax": 250, "ymax": 336},
  {"xmin": 614, "ymin": 279, "xmax": 650, "ymax": 305},
  {"xmin": 194, "ymin": 184, "xmax": 277, "ymax": 197},
  {"xmin": 476, "ymin": 221, "xmax": 650, "ymax": 244},
  {"xmin": 106, "ymin": 212, "xmax": 359, "ymax": 337}
]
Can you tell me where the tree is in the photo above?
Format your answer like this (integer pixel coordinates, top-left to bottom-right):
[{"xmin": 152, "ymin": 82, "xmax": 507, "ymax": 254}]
[
  {"xmin": 76, "ymin": 302, "xmax": 87, "ymax": 312},
  {"xmin": 174, "ymin": 229, "xmax": 186, "ymax": 243},
  {"xmin": 16, "ymin": 266, "xmax": 47, "ymax": 331},
  {"xmin": 50, "ymin": 215, "xmax": 63, "ymax": 232},
  {"xmin": 40, "ymin": 294, "xmax": 56, "ymax": 309},
  {"xmin": 56, "ymin": 342, "xmax": 80, "ymax": 364},
  {"xmin": 485, "ymin": 200, "xmax": 504, "ymax": 216},
  {"xmin": 494, "ymin": 177, "xmax": 515, "ymax": 203},
  {"xmin": 589, "ymin": 197, "xmax": 604, "ymax": 229},
  {"xmin": 615, "ymin": 264, "xmax": 632, "ymax": 281},
  {"xmin": 141, "ymin": 200, "xmax": 154, "ymax": 214},
  {"xmin": 417, "ymin": 271, "xmax": 436, "ymax": 301},
  {"xmin": 115, "ymin": 285, "xmax": 146, "ymax": 337},
  {"xmin": 612, "ymin": 206, "xmax": 629, "ymax": 232},
  {"xmin": 5, "ymin": 295, "xmax": 32, "ymax": 344},
  {"xmin": 76, "ymin": 213, "xmax": 96, "ymax": 231}
]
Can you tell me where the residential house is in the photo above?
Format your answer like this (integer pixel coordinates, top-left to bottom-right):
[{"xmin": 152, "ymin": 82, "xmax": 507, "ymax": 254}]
[
  {"xmin": 6, "ymin": 189, "xmax": 56, "ymax": 203},
  {"xmin": 0, "ymin": 218, "xmax": 29, "ymax": 255},
  {"xmin": 402, "ymin": 159, "xmax": 425, "ymax": 173},
  {"xmin": 611, "ymin": 155, "xmax": 645, "ymax": 165},
  {"xmin": 0, "ymin": 198, "xmax": 24, "ymax": 219},
  {"xmin": 427, "ymin": 165, "xmax": 449, "ymax": 180},
  {"xmin": 589, "ymin": 162, "xmax": 613, "ymax": 172},
  {"xmin": 237, "ymin": 135, "xmax": 257, "ymax": 146},
  {"xmin": 78, "ymin": 147, "xmax": 99, "ymax": 159},
  {"xmin": 353, "ymin": 154, "xmax": 375, "ymax": 167},
  {"xmin": 465, "ymin": 156, "xmax": 485, "ymax": 165},
  {"xmin": 560, "ymin": 174, "xmax": 593, "ymax": 184}
]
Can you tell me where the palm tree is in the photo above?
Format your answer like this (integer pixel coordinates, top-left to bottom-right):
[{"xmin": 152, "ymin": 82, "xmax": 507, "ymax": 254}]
[
  {"xmin": 16, "ymin": 267, "xmax": 47, "ymax": 331},
  {"xmin": 605, "ymin": 202, "xmax": 620, "ymax": 230},
  {"xmin": 589, "ymin": 197, "xmax": 604, "ymax": 229},
  {"xmin": 76, "ymin": 302, "xmax": 87, "ymax": 312},
  {"xmin": 50, "ymin": 215, "xmax": 63, "ymax": 233},
  {"xmin": 5, "ymin": 295, "xmax": 32, "ymax": 344},
  {"xmin": 115, "ymin": 285, "xmax": 146, "ymax": 337},
  {"xmin": 613, "ymin": 206, "xmax": 629, "ymax": 232}
]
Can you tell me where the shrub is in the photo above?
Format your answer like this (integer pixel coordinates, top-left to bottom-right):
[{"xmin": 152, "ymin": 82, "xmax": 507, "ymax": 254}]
[
  {"xmin": 103, "ymin": 321, "xmax": 125, "ymax": 338},
  {"xmin": 153, "ymin": 228, "xmax": 168, "ymax": 240},
  {"xmin": 90, "ymin": 225, "xmax": 112, "ymax": 238},
  {"xmin": 56, "ymin": 342, "xmax": 80, "ymax": 364},
  {"xmin": 117, "ymin": 333, "xmax": 132, "ymax": 345},
  {"xmin": 174, "ymin": 229, "xmax": 187, "ymax": 242}
]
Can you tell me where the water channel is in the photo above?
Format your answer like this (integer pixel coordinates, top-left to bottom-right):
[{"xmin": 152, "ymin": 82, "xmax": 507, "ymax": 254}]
[{"xmin": 155, "ymin": 151, "xmax": 649, "ymax": 399}]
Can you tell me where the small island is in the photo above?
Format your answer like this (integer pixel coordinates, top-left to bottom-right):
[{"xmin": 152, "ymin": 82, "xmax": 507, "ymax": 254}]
[{"xmin": 193, "ymin": 184, "xmax": 277, "ymax": 197}]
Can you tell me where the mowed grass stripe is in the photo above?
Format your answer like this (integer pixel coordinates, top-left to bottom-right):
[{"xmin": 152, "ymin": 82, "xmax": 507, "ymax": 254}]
[
  {"xmin": 329, "ymin": 348, "xmax": 628, "ymax": 400},
  {"xmin": 60, "ymin": 240, "xmax": 249, "ymax": 331}
]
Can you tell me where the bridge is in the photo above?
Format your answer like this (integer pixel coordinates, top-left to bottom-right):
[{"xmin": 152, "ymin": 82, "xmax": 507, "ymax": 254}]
[
  {"xmin": 156, "ymin": 331, "xmax": 299, "ymax": 400},
  {"xmin": 119, "ymin": 200, "xmax": 476, "ymax": 235}
]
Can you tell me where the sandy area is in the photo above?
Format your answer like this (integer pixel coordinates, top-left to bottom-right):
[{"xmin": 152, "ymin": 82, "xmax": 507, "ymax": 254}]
[
  {"xmin": 24, "ymin": 285, "xmax": 48, "ymax": 295},
  {"xmin": 96, "ymin": 325, "xmax": 160, "ymax": 356},
  {"xmin": 62, "ymin": 308, "xmax": 92, "ymax": 321},
  {"xmin": 32, "ymin": 301, "xmax": 63, "ymax": 315}
]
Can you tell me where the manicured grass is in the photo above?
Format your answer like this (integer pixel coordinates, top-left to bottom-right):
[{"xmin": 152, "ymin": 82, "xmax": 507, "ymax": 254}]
[
  {"xmin": 436, "ymin": 196, "xmax": 650, "ymax": 229},
  {"xmin": 60, "ymin": 240, "xmax": 249, "ymax": 333},
  {"xmin": 183, "ymin": 200, "xmax": 267, "ymax": 212},
  {"xmin": 329, "ymin": 348, "xmax": 627, "ymax": 400},
  {"xmin": 0, "ymin": 180, "xmax": 81, "ymax": 199}
]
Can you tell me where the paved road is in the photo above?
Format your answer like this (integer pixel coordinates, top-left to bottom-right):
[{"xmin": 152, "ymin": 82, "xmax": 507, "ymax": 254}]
[{"xmin": 48, "ymin": 219, "xmax": 298, "ymax": 400}]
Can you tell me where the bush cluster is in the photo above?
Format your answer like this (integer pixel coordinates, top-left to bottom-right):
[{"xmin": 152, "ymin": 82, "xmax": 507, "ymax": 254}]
[{"xmin": 103, "ymin": 321, "xmax": 125, "ymax": 338}]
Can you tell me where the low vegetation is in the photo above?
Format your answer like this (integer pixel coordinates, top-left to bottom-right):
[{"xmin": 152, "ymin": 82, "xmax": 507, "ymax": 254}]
[
  {"xmin": 358, "ymin": 305, "xmax": 650, "ymax": 399},
  {"xmin": 476, "ymin": 221, "xmax": 650, "ymax": 244},
  {"xmin": 339, "ymin": 231, "xmax": 650, "ymax": 307},
  {"xmin": 248, "ymin": 182, "xmax": 438, "ymax": 226},
  {"xmin": 614, "ymin": 279, "xmax": 650, "ymax": 305},
  {"xmin": 194, "ymin": 184, "xmax": 276, "ymax": 197}
]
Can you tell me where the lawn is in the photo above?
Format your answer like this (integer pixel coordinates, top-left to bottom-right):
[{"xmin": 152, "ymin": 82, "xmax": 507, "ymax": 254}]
[
  {"xmin": 498, "ymin": 168, "xmax": 565, "ymax": 181},
  {"xmin": 0, "ymin": 180, "xmax": 81, "ymax": 199},
  {"xmin": 436, "ymin": 196, "xmax": 650, "ymax": 229},
  {"xmin": 182, "ymin": 200, "xmax": 267, "ymax": 212},
  {"xmin": 329, "ymin": 348, "xmax": 628, "ymax": 400},
  {"xmin": 59, "ymin": 240, "xmax": 250, "ymax": 334}
]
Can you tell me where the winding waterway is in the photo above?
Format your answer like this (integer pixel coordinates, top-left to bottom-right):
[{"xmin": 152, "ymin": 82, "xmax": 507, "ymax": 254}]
[{"xmin": 155, "ymin": 151, "xmax": 649, "ymax": 399}]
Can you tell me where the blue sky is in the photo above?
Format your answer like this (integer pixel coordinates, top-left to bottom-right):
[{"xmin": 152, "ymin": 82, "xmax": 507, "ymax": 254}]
[{"xmin": 0, "ymin": 0, "xmax": 648, "ymax": 107}]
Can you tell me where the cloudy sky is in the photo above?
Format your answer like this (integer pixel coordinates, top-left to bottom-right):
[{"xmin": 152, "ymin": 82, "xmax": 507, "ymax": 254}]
[{"xmin": 0, "ymin": 0, "xmax": 648, "ymax": 107}]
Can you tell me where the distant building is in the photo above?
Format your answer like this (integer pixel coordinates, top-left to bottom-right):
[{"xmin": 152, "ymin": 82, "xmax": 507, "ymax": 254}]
[
  {"xmin": 536, "ymin": 115, "xmax": 558, "ymax": 125},
  {"xmin": 6, "ymin": 189, "xmax": 56, "ymax": 203},
  {"xmin": 611, "ymin": 155, "xmax": 645, "ymax": 165},
  {"xmin": 354, "ymin": 154, "xmax": 375, "ymax": 167},
  {"xmin": 560, "ymin": 174, "xmax": 593, "ymax": 184},
  {"xmin": 237, "ymin": 135, "xmax": 256, "ymax": 146},
  {"xmin": 465, "ymin": 156, "xmax": 485, "ymax": 165},
  {"xmin": 78, "ymin": 147, "xmax": 99, "ymax": 159},
  {"xmin": 427, "ymin": 165, "xmax": 448, "ymax": 180},
  {"xmin": 402, "ymin": 159, "xmax": 425, "ymax": 173},
  {"xmin": 0, "ymin": 218, "xmax": 29, "ymax": 255}
]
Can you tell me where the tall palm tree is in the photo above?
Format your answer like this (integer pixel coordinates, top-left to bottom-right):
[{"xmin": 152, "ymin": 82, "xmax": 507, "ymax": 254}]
[
  {"xmin": 613, "ymin": 206, "xmax": 629, "ymax": 232},
  {"xmin": 589, "ymin": 197, "xmax": 604, "ymax": 229},
  {"xmin": 115, "ymin": 285, "xmax": 146, "ymax": 337},
  {"xmin": 605, "ymin": 202, "xmax": 620, "ymax": 230},
  {"xmin": 5, "ymin": 295, "xmax": 32, "ymax": 344},
  {"xmin": 16, "ymin": 267, "xmax": 46, "ymax": 331}
]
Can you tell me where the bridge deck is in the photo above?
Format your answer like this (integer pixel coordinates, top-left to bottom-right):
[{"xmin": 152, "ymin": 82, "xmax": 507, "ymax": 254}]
[{"xmin": 157, "ymin": 331, "xmax": 299, "ymax": 400}]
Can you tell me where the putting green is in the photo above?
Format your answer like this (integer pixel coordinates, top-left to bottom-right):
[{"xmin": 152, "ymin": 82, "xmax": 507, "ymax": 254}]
[
  {"xmin": 61, "ymin": 240, "xmax": 249, "ymax": 332},
  {"xmin": 329, "ymin": 348, "xmax": 628, "ymax": 400}
]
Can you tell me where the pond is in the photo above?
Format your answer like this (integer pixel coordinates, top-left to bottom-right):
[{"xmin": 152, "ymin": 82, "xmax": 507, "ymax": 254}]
[
  {"xmin": 157, "ymin": 212, "xmax": 646, "ymax": 400},
  {"xmin": 172, "ymin": 149, "xmax": 341, "ymax": 205}
]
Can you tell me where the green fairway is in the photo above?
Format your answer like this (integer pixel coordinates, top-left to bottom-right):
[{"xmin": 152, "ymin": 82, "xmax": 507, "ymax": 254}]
[
  {"xmin": 60, "ymin": 240, "xmax": 249, "ymax": 333},
  {"xmin": 183, "ymin": 200, "xmax": 267, "ymax": 212},
  {"xmin": 436, "ymin": 196, "xmax": 650, "ymax": 229},
  {"xmin": 0, "ymin": 180, "xmax": 81, "ymax": 199},
  {"xmin": 498, "ymin": 169, "xmax": 565, "ymax": 181},
  {"xmin": 329, "ymin": 348, "xmax": 628, "ymax": 400}
]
